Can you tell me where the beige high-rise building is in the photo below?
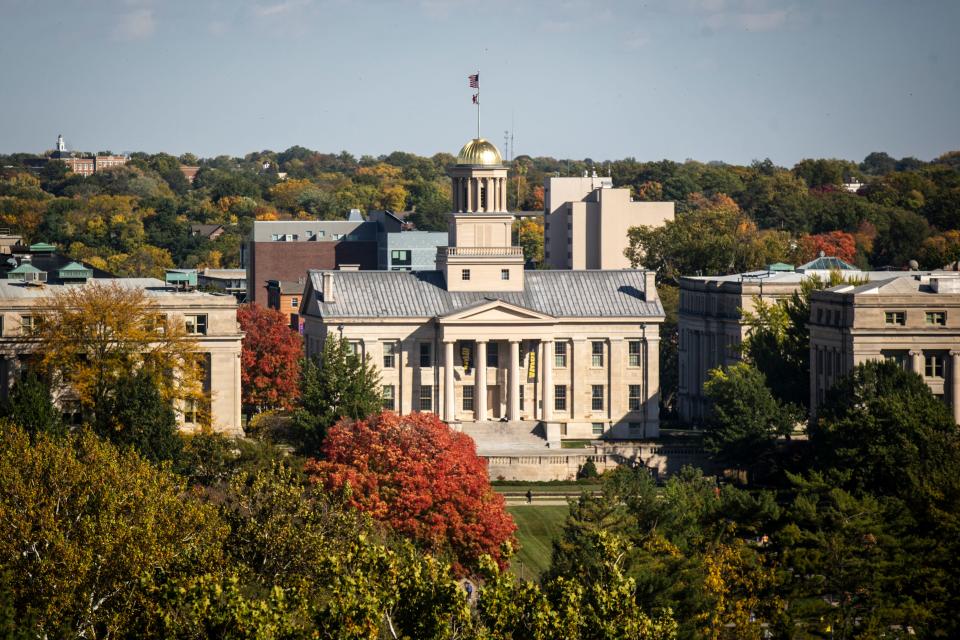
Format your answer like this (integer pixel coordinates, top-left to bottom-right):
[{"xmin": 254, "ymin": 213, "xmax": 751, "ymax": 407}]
[
  {"xmin": 543, "ymin": 175, "xmax": 674, "ymax": 270},
  {"xmin": 301, "ymin": 138, "xmax": 665, "ymax": 442},
  {"xmin": 809, "ymin": 274, "xmax": 960, "ymax": 424}
]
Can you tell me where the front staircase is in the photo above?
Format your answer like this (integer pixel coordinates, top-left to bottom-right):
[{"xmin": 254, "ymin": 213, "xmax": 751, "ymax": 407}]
[{"xmin": 458, "ymin": 420, "xmax": 549, "ymax": 456}]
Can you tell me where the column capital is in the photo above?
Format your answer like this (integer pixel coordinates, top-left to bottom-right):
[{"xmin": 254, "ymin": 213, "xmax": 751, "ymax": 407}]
[
  {"xmin": 442, "ymin": 338, "xmax": 457, "ymax": 345},
  {"xmin": 508, "ymin": 338, "xmax": 522, "ymax": 344},
  {"xmin": 951, "ymin": 350, "xmax": 960, "ymax": 357},
  {"xmin": 909, "ymin": 350, "xmax": 924, "ymax": 356},
  {"xmin": 542, "ymin": 337, "xmax": 554, "ymax": 344},
  {"xmin": 475, "ymin": 338, "xmax": 488, "ymax": 344}
]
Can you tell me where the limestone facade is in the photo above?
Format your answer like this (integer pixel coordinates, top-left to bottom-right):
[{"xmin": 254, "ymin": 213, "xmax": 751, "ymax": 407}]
[
  {"xmin": 0, "ymin": 279, "xmax": 243, "ymax": 435},
  {"xmin": 809, "ymin": 274, "xmax": 960, "ymax": 424},
  {"xmin": 300, "ymin": 138, "xmax": 665, "ymax": 441}
]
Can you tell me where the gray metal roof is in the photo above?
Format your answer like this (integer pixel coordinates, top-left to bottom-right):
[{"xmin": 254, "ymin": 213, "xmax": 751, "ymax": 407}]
[{"xmin": 306, "ymin": 269, "xmax": 663, "ymax": 319}]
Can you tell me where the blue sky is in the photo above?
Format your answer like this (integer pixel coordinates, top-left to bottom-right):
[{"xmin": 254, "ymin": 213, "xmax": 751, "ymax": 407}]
[{"xmin": 1, "ymin": 0, "xmax": 957, "ymax": 165}]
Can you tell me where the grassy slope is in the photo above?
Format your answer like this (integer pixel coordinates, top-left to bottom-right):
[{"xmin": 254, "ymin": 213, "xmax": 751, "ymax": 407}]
[{"xmin": 507, "ymin": 504, "xmax": 570, "ymax": 581}]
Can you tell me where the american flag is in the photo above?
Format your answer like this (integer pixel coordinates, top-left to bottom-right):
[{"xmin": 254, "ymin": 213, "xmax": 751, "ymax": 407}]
[
  {"xmin": 468, "ymin": 73, "xmax": 479, "ymax": 88},
  {"xmin": 472, "ymin": 94, "xmax": 479, "ymax": 104}
]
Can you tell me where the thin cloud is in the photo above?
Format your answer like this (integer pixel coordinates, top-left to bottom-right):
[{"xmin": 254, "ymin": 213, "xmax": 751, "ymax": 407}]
[
  {"xmin": 253, "ymin": 0, "xmax": 310, "ymax": 18},
  {"xmin": 692, "ymin": 0, "xmax": 793, "ymax": 33},
  {"xmin": 114, "ymin": 8, "xmax": 155, "ymax": 41}
]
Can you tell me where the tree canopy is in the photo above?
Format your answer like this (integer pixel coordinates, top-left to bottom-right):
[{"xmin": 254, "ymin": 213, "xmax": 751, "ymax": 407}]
[
  {"xmin": 306, "ymin": 411, "xmax": 517, "ymax": 574},
  {"xmin": 238, "ymin": 303, "xmax": 302, "ymax": 413}
]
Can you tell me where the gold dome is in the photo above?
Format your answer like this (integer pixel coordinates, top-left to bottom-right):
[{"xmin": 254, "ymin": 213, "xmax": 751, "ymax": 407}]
[{"xmin": 456, "ymin": 138, "xmax": 503, "ymax": 166}]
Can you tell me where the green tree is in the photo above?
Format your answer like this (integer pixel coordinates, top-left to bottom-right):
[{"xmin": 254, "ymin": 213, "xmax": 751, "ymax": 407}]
[
  {"xmin": 742, "ymin": 272, "xmax": 859, "ymax": 408},
  {"xmin": 625, "ymin": 193, "xmax": 790, "ymax": 281},
  {"xmin": 101, "ymin": 369, "xmax": 183, "ymax": 463},
  {"xmin": 776, "ymin": 474, "xmax": 929, "ymax": 638},
  {"xmin": 810, "ymin": 360, "xmax": 960, "ymax": 501},
  {"xmin": 0, "ymin": 371, "xmax": 63, "ymax": 437},
  {"xmin": 703, "ymin": 363, "xmax": 797, "ymax": 481},
  {"xmin": 0, "ymin": 424, "xmax": 225, "ymax": 637},
  {"xmin": 292, "ymin": 337, "xmax": 381, "ymax": 455}
]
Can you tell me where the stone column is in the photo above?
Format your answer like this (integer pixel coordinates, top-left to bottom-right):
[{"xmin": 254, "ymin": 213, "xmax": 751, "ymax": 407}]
[
  {"xmin": 645, "ymin": 335, "xmax": 660, "ymax": 437},
  {"xmin": 952, "ymin": 351, "xmax": 960, "ymax": 425},
  {"xmin": 475, "ymin": 340, "xmax": 487, "ymax": 421},
  {"xmin": 572, "ymin": 338, "xmax": 587, "ymax": 419},
  {"xmin": 399, "ymin": 338, "xmax": 413, "ymax": 414},
  {"xmin": 608, "ymin": 338, "xmax": 624, "ymax": 420},
  {"xmin": 508, "ymin": 340, "xmax": 520, "ymax": 421},
  {"xmin": 444, "ymin": 340, "xmax": 456, "ymax": 422},
  {"xmin": 542, "ymin": 339, "xmax": 554, "ymax": 422},
  {"xmin": 911, "ymin": 350, "xmax": 924, "ymax": 378},
  {"xmin": 466, "ymin": 178, "xmax": 474, "ymax": 213}
]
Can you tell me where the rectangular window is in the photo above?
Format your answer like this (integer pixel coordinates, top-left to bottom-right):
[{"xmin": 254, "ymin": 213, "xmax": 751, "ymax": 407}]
[
  {"xmin": 183, "ymin": 398, "xmax": 198, "ymax": 424},
  {"xmin": 383, "ymin": 341, "xmax": 398, "ymax": 368},
  {"xmin": 462, "ymin": 269, "xmax": 471, "ymax": 281},
  {"xmin": 291, "ymin": 297, "xmax": 299, "ymax": 308},
  {"xmin": 486, "ymin": 345, "xmax": 499, "ymax": 368},
  {"xmin": 926, "ymin": 311, "xmax": 947, "ymax": 326},
  {"xmin": 391, "ymin": 250, "xmax": 412, "ymax": 266},
  {"xmin": 419, "ymin": 385, "xmax": 433, "ymax": 412},
  {"xmin": 501, "ymin": 269, "xmax": 510, "ymax": 280},
  {"xmin": 20, "ymin": 315, "xmax": 40, "ymax": 336},
  {"xmin": 591, "ymin": 341, "xmax": 604, "ymax": 367},
  {"xmin": 463, "ymin": 386, "xmax": 474, "ymax": 411},
  {"xmin": 184, "ymin": 314, "xmax": 208, "ymax": 336},
  {"xmin": 382, "ymin": 385, "xmax": 395, "ymax": 411},
  {"xmin": 554, "ymin": 384, "xmax": 567, "ymax": 411},
  {"xmin": 554, "ymin": 342, "xmax": 567, "ymax": 368},
  {"xmin": 884, "ymin": 351, "xmax": 908, "ymax": 370},
  {"xmin": 629, "ymin": 384, "xmax": 643, "ymax": 411},
  {"xmin": 885, "ymin": 311, "xmax": 906, "ymax": 326},
  {"xmin": 419, "ymin": 342, "xmax": 432, "ymax": 367},
  {"xmin": 628, "ymin": 340, "xmax": 642, "ymax": 367},
  {"xmin": 925, "ymin": 354, "xmax": 945, "ymax": 378},
  {"xmin": 591, "ymin": 385, "xmax": 604, "ymax": 411},
  {"xmin": 592, "ymin": 422, "xmax": 604, "ymax": 436},
  {"xmin": 346, "ymin": 341, "xmax": 361, "ymax": 357}
]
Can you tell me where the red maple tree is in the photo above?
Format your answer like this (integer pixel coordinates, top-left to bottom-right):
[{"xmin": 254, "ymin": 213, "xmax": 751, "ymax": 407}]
[
  {"xmin": 305, "ymin": 411, "xmax": 517, "ymax": 574},
  {"xmin": 798, "ymin": 230, "xmax": 857, "ymax": 264},
  {"xmin": 238, "ymin": 303, "xmax": 302, "ymax": 412}
]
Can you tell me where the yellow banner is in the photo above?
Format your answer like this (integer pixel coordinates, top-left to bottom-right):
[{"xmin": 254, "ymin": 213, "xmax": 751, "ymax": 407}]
[
  {"xmin": 527, "ymin": 344, "xmax": 537, "ymax": 382},
  {"xmin": 461, "ymin": 345, "xmax": 472, "ymax": 373}
]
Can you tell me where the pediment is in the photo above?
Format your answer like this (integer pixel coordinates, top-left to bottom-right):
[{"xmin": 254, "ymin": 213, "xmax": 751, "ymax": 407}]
[{"xmin": 439, "ymin": 299, "xmax": 555, "ymax": 324}]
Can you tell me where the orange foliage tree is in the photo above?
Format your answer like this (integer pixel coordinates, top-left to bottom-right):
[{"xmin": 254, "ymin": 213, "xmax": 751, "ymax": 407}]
[
  {"xmin": 798, "ymin": 231, "xmax": 857, "ymax": 264},
  {"xmin": 306, "ymin": 411, "xmax": 517, "ymax": 574},
  {"xmin": 238, "ymin": 303, "xmax": 302, "ymax": 413}
]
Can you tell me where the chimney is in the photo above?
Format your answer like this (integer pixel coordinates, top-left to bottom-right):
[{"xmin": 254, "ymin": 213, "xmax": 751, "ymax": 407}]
[
  {"xmin": 321, "ymin": 271, "xmax": 335, "ymax": 302},
  {"xmin": 644, "ymin": 271, "xmax": 658, "ymax": 302}
]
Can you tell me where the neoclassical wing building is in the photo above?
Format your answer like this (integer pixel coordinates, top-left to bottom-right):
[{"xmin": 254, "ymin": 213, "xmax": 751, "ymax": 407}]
[{"xmin": 301, "ymin": 138, "xmax": 664, "ymax": 442}]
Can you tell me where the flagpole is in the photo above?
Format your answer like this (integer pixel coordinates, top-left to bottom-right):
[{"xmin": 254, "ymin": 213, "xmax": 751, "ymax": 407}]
[{"xmin": 476, "ymin": 71, "xmax": 481, "ymax": 139}]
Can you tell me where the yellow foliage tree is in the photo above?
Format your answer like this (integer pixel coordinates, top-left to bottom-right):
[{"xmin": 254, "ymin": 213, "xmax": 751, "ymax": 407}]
[
  {"xmin": 34, "ymin": 281, "xmax": 207, "ymax": 430},
  {"xmin": 513, "ymin": 217, "xmax": 544, "ymax": 265},
  {"xmin": 696, "ymin": 539, "xmax": 783, "ymax": 639}
]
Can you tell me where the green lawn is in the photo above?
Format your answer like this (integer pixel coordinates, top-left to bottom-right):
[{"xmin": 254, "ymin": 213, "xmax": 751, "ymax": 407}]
[{"xmin": 507, "ymin": 505, "xmax": 570, "ymax": 581}]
